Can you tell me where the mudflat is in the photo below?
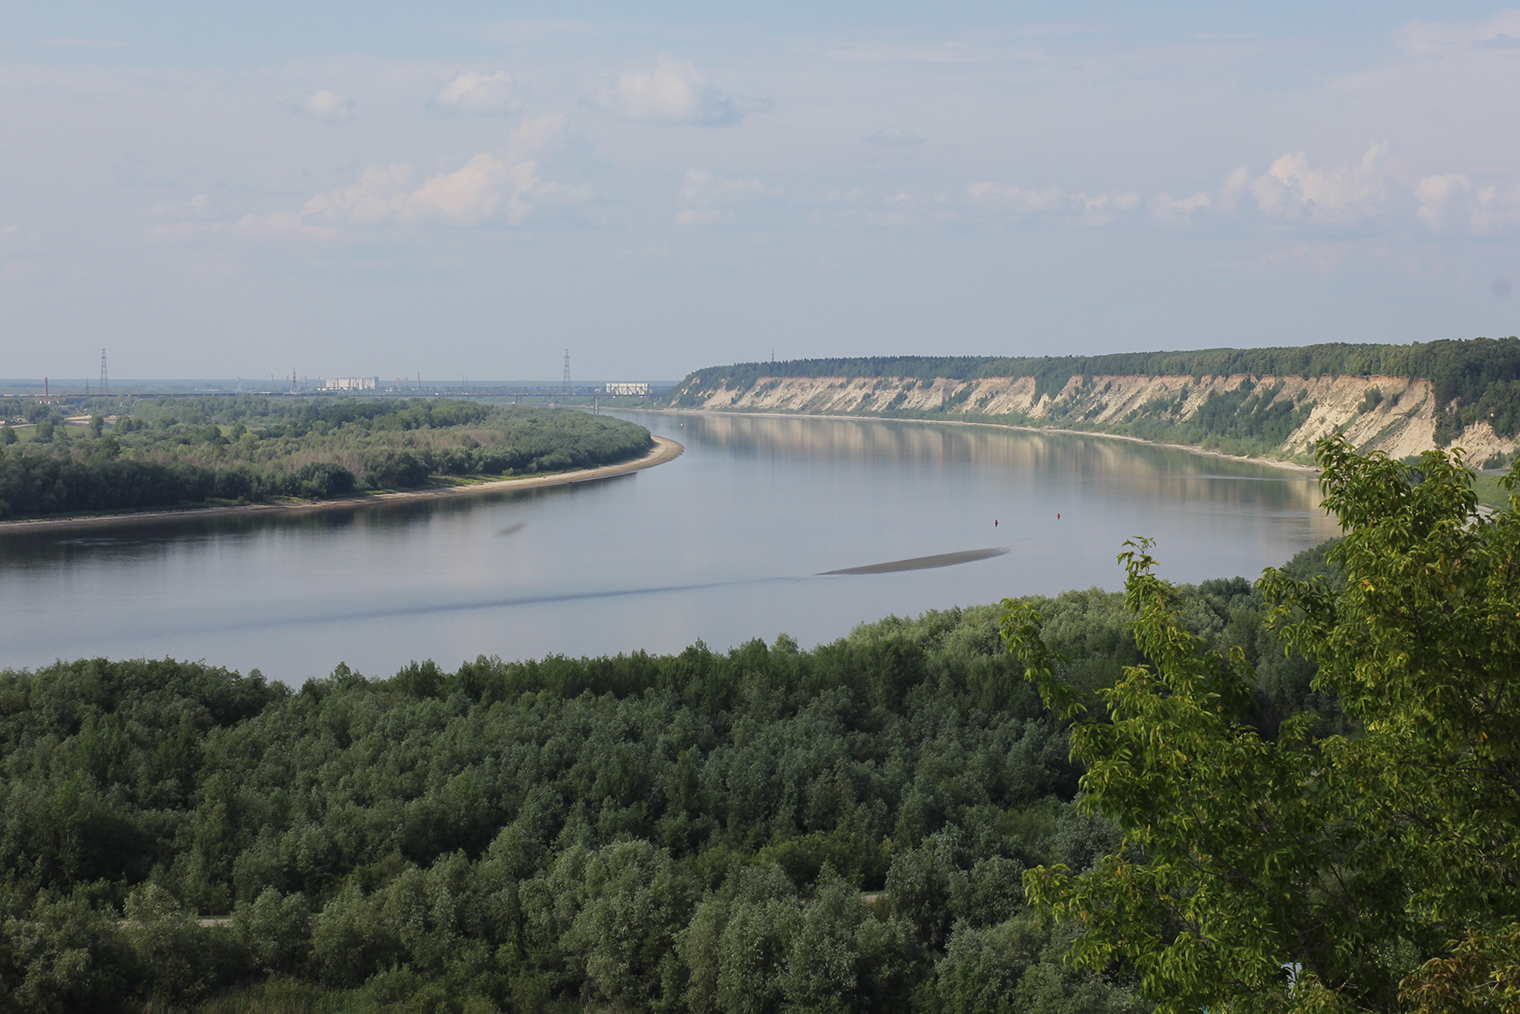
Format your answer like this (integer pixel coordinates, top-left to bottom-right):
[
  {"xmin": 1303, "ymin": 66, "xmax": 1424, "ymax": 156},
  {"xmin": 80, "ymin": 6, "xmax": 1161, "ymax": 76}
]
[{"xmin": 0, "ymin": 436, "xmax": 684, "ymax": 535}]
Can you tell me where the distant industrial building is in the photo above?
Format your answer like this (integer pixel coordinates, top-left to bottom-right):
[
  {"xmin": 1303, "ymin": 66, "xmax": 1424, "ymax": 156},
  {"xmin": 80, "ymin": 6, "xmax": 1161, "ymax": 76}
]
[
  {"xmin": 603, "ymin": 382, "xmax": 651, "ymax": 396},
  {"xmin": 322, "ymin": 377, "xmax": 379, "ymax": 391}
]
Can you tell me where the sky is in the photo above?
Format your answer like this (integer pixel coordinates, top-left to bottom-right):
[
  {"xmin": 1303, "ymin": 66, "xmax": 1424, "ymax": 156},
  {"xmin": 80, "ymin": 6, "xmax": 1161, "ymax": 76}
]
[{"xmin": 2, "ymin": 1, "xmax": 1518, "ymax": 382}]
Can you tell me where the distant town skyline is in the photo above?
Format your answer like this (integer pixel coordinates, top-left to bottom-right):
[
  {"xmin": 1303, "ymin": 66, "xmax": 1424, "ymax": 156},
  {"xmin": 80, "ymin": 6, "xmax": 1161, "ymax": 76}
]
[{"xmin": 2, "ymin": 0, "xmax": 1517, "ymax": 381}]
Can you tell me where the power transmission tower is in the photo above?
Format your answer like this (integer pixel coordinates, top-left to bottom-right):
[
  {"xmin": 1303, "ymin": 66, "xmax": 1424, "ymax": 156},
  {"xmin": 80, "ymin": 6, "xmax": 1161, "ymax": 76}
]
[
  {"xmin": 562, "ymin": 349, "xmax": 572, "ymax": 392},
  {"xmin": 99, "ymin": 349, "xmax": 109, "ymax": 394}
]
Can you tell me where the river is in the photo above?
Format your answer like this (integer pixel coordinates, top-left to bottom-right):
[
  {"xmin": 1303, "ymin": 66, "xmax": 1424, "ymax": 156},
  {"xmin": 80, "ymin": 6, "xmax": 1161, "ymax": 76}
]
[{"xmin": 0, "ymin": 412, "xmax": 1341, "ymax": 684}]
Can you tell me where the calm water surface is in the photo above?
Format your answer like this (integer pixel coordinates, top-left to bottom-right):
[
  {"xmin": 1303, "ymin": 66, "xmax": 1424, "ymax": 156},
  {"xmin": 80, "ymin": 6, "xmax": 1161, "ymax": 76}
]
[{"xmin": 0, "ymin": 413, "xmax": 1340, "ymax": 683}]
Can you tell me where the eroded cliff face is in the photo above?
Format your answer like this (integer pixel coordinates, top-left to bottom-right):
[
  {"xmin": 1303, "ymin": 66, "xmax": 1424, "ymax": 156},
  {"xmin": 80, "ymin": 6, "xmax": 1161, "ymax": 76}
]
[{"xmin": 671, "ymin": 373, "xmax": 1520, "ymax": 463}]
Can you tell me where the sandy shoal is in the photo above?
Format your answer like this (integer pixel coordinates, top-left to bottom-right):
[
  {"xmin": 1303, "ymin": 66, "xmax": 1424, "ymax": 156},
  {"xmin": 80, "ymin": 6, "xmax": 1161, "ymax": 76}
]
[
  {"xmin": 0, "ymin": 436, "xmax": 684, "ymax": 535},
  {"xmin": 821, "ymin": 547, "xmax": 1010, "ymax": 575}
]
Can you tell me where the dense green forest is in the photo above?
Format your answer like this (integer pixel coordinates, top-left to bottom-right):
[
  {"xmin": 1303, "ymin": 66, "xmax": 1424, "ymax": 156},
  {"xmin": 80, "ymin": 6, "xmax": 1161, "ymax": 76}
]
[
  {"xmin": 0, "ymin": 545, "xmax": 1337, "ymax": 1014},
  {"xmin": 0, "ymin": 398, "xmax": 652, "ymax": 520},
  {"xmin": 669, "ymin": 336, "xmax": 1520, "ymax": 443},
  {"xmin": 1005, "ymin": 438, "xmax": 1520, "ymax": 1013}
]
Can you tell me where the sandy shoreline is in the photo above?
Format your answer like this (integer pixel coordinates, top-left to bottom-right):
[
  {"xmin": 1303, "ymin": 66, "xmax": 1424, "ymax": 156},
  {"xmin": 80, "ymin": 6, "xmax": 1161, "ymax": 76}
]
[
  {"xmin": 660, "ymin": 408, "xmax": 1321, "ymax": 477},
  {"xmin": 0, "ymin": 436, "xmax": 684, "ymax": 535}
]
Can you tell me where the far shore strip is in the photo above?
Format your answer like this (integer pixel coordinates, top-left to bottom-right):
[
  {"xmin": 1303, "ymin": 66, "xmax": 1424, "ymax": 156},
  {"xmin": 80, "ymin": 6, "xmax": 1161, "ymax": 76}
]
[{"xmin": 0, "ymin": 436, "xmax": 684, "ymax": 535}]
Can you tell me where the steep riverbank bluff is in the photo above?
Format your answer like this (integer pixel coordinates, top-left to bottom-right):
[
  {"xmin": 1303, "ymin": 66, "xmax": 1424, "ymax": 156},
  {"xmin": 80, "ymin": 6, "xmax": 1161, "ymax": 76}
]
[{"xmin": 666, "ymin": 339, "xmax": 1520, "ymax": 465}]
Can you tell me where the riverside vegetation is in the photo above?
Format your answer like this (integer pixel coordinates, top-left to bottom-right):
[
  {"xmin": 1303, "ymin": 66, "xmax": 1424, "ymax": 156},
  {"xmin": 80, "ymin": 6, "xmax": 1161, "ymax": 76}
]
[
  {"xmin": 0, "ymin": 398, "xmax": 653, "ymax": 521},
  {"xmin": 0, "ymin": 437, "xmax": 1513, "ymax": 1014},
  {"xmin": 0, "ymin": 548, "xmax": 1337, "ymax": 1013}
]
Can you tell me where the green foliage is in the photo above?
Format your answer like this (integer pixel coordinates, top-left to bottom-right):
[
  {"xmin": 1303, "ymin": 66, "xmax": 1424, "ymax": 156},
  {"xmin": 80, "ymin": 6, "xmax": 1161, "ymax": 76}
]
[
  {"xmin": 232, "ymin": 889, "xmax": 312, "ymax": 977},
  {"xmin": 0, "ymin": 887, "xmax": 134, "ymax": 1014},
  {"xmin": 1126, "ymin": 379, "xmax": 1315, "ymax": 453},
  {"xmin": 0, "ymin": 552, "xmax": 1351, "ymax": 1012},
  {"xmin": 0, "ymin": 399, "xmax": 652, "ymax": 519},
  {"xmin": 0, "ymin": 602, "xmax": 1120, "ymax": 1012},
  {"xmin": 124, "ymin": 882, "xmax": 235, "ymax": 1005},
  {"xmin": 1003, "ymin": 435, "xmax": 1520, "ymax": 1013}
]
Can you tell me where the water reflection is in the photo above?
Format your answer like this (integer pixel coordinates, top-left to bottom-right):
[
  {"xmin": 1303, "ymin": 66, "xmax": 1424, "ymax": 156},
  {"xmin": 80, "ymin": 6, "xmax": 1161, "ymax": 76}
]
[
  {"xmin": 0, "ymin": 472, "xmax": 640, "ymax": 570},
  {"xmin": 689, "ymin": 412, "xmax": 1313, "ymax": 480},
  {"xmin": 667, "ymin": 411, "xmax": 1325, "ymax": 522},
  {"xmin": 0, "ymin": 412, "xmax": 1338, "ymax": 683}
]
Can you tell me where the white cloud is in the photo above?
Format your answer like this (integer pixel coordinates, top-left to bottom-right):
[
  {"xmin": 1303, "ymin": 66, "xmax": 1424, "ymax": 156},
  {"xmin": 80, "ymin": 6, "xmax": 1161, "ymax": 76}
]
[
  {"xmin": 299, "ymin": 163, "xmax": 415, "ymax": 227},
  {"xmin": 405, "ymin": 156, "xmax": 538, "ymax": 225},
  {"xmin": 814, "ymin": 187, "xmax": 961, "ymax": 227},
  {"xmin": 966, "ymin": 181, "xmax": 1068, "ymax": 213},
  {"xmin": 433, "ymin": 71, "xmax": 522, "ymax": 115},
  {"xmin": 865, "ymin": 127, "xmax": 924, "ymax": 146},
  {"xmin": 1216, "ymin": 145, "xmax": 1520, "ymax": 236},
  {"xmin": 226, "ymin": 155, "xmax": 549, "ymax": 238},
  {"xmin": 676, "ymin": 170, "xmax": 782, "ymax": 226},
  {"xmin": 680, "ymin": 170, "xmax": 782, "ymax": 206},
  {"xmin": 965, "ymin": 182, "xmax": 1139, "ymax": 224},
  {"xmin": 148, "ymin": 131, "xmax": 596, "ymax": 243},
  {"xmin": 1150, "ymin": 192, "xmax": 1213, "ymax": 227},
  {"xmin": 1471, "ymin": 184, "xmax": 1520, "ymax": 233},
  {"xmin": 1219, "ymin": 165, "xmax": 1252, "ymax": 214},
  {"xmin": 966, "ymin": 183, "xmax": 1143, "ymax": 229},
  {"xmin": 586, "ymin": 55, "xmax": 769, "ymax": 126},
  {"xmin": 1247, "ymin": 241, "xmax": 1361, "ymax": 274},
  {"xmin": 964, "ymin": 147, "xmax": 1514, "ymax": 237},
  {"xmin": 296, "ymin": 90, "xmax": 355, "ymax": 122},
  {"xmin": 304, "ymin": 155, "xmax": 539, "ymax": 227},
  {"xmin": 1414, "ymin": 172, "xmax": 1471, "ymax": 231},
  {"xmin": 511, "ymin": 113, "xmax": 564, "ymax": 150},
  {"xmin": 227, "ymin": 210, "xmax": 337, "ymax": 241},
  {"xmin": 1247, "ymin": 143, "xmax": 1391, "ymax": 223},
  {"xmin": 1415, "ymin": 172, "xmax": 1520, "ymax": 234},
  {"xmin": 1076, "ymin": 190, "xmax": 1141, "ymax": 225}
]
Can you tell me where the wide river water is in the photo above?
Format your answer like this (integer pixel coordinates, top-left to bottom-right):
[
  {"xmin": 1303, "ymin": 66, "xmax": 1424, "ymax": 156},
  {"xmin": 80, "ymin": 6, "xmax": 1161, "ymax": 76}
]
[{"xmin": 0, "ymin": 412, "xmax": 1341, "ymax": 684}]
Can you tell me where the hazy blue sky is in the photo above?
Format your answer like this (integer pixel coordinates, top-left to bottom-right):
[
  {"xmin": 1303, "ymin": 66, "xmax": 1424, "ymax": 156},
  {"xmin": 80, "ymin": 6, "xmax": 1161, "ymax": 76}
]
[{"xmin": 3, "ymin": 2, "xmax": 1517, "ymax": 381}]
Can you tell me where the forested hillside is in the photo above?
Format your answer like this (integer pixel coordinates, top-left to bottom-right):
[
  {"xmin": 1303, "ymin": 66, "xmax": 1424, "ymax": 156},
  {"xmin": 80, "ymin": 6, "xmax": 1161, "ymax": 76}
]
[
  {"xmin": 666, "ymin": 337, "xmax": 1520, "ymax": 464},
  {"xmin": 0, "ymin": 548, "xmax": 1335, "ymax": 1014},
  {"xmin": 0, "ymin": 398, "xmax": 653, "ymax": 520}
]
